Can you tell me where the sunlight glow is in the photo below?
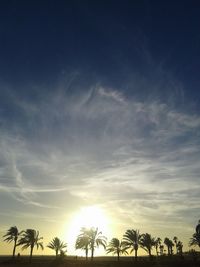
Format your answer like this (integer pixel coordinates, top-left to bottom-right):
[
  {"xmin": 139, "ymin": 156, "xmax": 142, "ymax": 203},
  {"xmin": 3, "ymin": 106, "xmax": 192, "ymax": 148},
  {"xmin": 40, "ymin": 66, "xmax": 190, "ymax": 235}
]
[{"xmin": 65, "ymin": 206, "xmax": 110, "ymax": 255}]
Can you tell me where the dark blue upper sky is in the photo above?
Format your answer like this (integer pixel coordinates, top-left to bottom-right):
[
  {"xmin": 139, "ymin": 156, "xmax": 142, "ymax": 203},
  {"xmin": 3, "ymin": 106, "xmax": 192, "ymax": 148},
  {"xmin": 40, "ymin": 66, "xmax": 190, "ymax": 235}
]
[{"xmin": 0, "ymin": 0, "xmax": 200, "ymax": 103}]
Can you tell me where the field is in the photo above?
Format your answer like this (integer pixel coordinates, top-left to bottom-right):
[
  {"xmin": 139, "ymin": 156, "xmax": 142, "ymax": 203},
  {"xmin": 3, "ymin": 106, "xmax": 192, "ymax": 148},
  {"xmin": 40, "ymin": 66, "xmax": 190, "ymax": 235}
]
[{"xmin": 0, "ymin": 256, "xmax": 200, "ymax": 267}]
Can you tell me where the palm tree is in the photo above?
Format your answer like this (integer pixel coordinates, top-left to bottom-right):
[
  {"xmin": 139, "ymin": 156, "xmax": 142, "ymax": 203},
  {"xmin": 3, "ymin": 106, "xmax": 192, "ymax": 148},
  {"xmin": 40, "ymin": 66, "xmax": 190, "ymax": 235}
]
[
  {"xmin": 75, "ymin": 228, "xmax": 91, "ymax": 260},
  {"xmin": 196, "ymin": 220, "xmax": 200, "ymax": 234},
  {"xmin": 164, "ymin": 238, "xmax": 174, "ymax": 256},
  {"xmin": 140, "ymin": 233, "xmax": 156, "ymax": 258},
  {"xmin": 17, "ymin": 229, "xmax": 43, "ymax": 262},
  {"xmin": 123, "ymin": 229, "xmax": 141, "ymax": 261},
  {"xmin": 160, "ymin": 244, "xmax": 164, "ymax": 255},
  {"xmin": 155, "ymin": 237, "xmax": 162, "ymax": 256},
  {"xmin": 76, "ymin": 227, "xmax": 107, "ymax": 261},
  {"xmin": 106, "ymin": 238, "xmax": 128, "ymax": 261},
  {"xmin": 89, "ymin": 227, "xmax": 107, "ymax": 260},
  {"xmin": 173, "ymin": 236, "xmax": 178, "ymax": 254},
  {"xmin": 47, "ymin": 237, "xmax": 67, "ymax": 258},
  {"xmin": 189, "ymin": 232, "xmax": 200, "ymax": 248},
  {"xmin": 189, "ymin": 220, "xmax": 200, "ymax": 249},
  {"xmin": 177, "ymin": 241, "xmax": 183, "ymax": 256},
  {"xmin": 3, "ymin": 226, "xmax": 21, "ymax": 258}
]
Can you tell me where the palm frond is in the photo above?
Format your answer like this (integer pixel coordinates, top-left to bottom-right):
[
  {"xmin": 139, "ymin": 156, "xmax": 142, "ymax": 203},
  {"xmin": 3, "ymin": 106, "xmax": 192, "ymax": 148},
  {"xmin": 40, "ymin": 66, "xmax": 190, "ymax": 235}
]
[
  {"xmin": 3, "ymin": 226, "xmax": 21, "ymax": 243},
  {"xmin": 17, "ymin": 229, "xmax": 43, "ymax": 251},
  {"xmin": 189, "ymin": 233, "xmax": 200, "ymax": 247},
  {"xmin": 106, "ymin": 238, "xmax": 128, "ymax": 257}
]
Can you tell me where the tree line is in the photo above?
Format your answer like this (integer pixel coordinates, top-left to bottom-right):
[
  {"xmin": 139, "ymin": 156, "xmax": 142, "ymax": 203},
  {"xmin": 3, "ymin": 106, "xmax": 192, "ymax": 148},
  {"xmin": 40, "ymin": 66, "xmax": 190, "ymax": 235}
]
[{"xmin": 2, "ymin": 220, "xmax": 200, "ymax": 262}]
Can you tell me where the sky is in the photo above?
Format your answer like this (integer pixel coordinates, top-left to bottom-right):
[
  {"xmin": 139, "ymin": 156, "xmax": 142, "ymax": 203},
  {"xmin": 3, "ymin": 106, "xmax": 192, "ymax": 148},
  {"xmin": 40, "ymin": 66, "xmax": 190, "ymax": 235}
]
[{"xmin": 0, "ymin": 0, "xmax": 200, "ymax": 256}]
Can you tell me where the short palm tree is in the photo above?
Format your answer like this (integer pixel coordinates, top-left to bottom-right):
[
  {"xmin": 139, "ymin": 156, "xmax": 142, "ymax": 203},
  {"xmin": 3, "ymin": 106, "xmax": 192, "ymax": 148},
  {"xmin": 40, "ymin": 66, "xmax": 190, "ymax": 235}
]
[
  {"xmin": 173, "ymin": 236, "xmax": 178, "ymax": 254},
  {"xmin": 3, "ymin": 226, "xmax": 21, "ymax": 258},
  {"xmin": 140, "ymin": 233, "xmax": 156, "ymax": 258},
  {"xmin": 164, "ymin": 238, "xmax": 174, "ymax": 256},
  {"xmin": 155, "ymin": 237, "xmax": 162, "ymax": 256},
  {"xmin": 160, "ymin": 244, "xmax": 164, "ymax": 255},
  {"xmin": 123, "ymin": 229, "xmax": 141, "ymax": 261},
  {"xmin": 106, "ymin": 238, "xmax": 128, "ymax": 261},
  {"xmin": 17, "ymin": 229, "xmax": 43, "ymax": 262},
  {"xmin": 177, "ymin": 241, "xmax": 183, "ymax": 256},
  {"xmin": 47, "ymin": 237, "xmax": 67, "ymax": 258}
]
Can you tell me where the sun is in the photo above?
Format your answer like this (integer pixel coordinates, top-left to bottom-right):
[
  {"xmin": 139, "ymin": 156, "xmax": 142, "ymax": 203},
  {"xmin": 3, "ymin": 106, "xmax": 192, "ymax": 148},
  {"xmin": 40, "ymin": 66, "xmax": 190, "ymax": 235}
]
[
  {"xmin": 65, "ymin": 206, "xmax": 110, "ymax": 255},
  {"xmin": 76, "ymin": 206, "xmax": 108, "ymax": 228}
]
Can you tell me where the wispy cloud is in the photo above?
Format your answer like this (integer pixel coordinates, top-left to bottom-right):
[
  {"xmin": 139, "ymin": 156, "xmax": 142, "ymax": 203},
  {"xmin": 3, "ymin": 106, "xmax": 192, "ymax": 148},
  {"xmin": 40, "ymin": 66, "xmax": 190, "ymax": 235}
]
[{"xmin": 0, "ymin": 84, "xmax": 199, "ymax": 241}]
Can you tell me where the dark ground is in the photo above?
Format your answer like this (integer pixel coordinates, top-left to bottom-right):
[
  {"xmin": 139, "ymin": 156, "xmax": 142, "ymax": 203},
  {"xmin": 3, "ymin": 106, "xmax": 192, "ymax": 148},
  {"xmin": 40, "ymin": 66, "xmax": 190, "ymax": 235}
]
[{"xmin": 0, "ymin": 256, "xmax": 200, "ymax": 267}]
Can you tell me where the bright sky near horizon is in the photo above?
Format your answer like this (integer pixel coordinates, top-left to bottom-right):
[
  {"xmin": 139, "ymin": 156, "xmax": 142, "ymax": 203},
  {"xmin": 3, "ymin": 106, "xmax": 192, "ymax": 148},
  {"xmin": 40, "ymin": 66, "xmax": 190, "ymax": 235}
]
[{"xmin": 0, "ymin": 0, "xmax": 200, "ymax": 257}]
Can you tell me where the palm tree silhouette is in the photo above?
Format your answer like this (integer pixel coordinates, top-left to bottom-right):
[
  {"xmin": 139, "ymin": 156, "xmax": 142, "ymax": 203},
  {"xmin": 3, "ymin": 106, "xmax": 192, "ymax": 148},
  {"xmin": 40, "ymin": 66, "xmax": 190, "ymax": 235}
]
[
  {"xmin": 189, "ymin": 220, "xmax": 200, "ymax": 248},
  {"xmin": 189, "ymin": 232, "xmax": 200, "ymax": 248},
  {"xmin": 89, "ymin": 227, "xmax": 107, "ymax": 260},
  {"xmin": 17, "ymin": 229, "xmax": 43, "ymax": 262},
  {"xmin": 123, "ymin": 229, "xmax": 141, "ymax": 261},
  {"xmin": 159, "ymin": 244, "xmax": 164, "ymax": 255},
  {"xmin": 173, "ymin": 236, "xmax": 178, "ymax": 254},
  {"xmin": 196, "ymin": 220, "xmax": 200, "ymax": 234},
  {"xmin": 76, "ymin": 227, "xmax": 107, "ymax": 261},
  {"xmin": 177, "ymin": 241, "xmax": 183, "ymax": 256},
  {"xmin": 155, "ymin": 237, "xmax": 162, "ymax": 256},
  {"xmin": 76, "ymin": 227, "xmax": 91, "ymax": 260},
  {"xmin": 140, "ymin": 233, "xmax": 156, "ymax": 258},
  {"xmin": 47, "ymin": 237, "xmax": 67, "ymax": 258},
  {"xmin": 106, "ymin": 238, "xmax": 128, "ymax": 261},
  {"xmin": 3, "ymin": 226, "xmax": 21, "ymax": 258},
  {"xmin": 164, "ymin": 238, "xmax": 174, "ymax": 256}
]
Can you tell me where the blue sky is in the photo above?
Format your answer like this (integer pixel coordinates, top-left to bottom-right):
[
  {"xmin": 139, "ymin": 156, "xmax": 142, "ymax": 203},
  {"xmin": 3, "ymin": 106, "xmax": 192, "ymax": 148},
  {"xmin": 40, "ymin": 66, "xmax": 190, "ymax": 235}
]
[{"xmin": 0, "ymin": 0, "xmax": 200, "ymax": 256}]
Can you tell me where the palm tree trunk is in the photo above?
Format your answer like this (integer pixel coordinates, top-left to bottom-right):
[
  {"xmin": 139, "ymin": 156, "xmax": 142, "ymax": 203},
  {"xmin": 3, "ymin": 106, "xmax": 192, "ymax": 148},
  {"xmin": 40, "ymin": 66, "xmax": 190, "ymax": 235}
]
[
  {"xmin": 12, "ymin": 241, "xmax": 16, "ymax": 259},
  {"xmin": 149, "ymin": 249, "xmax": 151, "ymax": 256},
  {"xmin": 30, "ymin": 246, "xmax": 34, "ymax": 263},
  {"xmin": 135, "ymin": 249, "xmax": 138, "ymax": 261},
  {"xmin": 117, "ymin": 251, "xmax": 120, "ymax": 261},
  {"xmin": 167, "ymin": 246, "xmax": 170, "ymax": 256},
  {"xmin": 156, "ymin": 246, "xmax": 158, "ymax": 256},
  {"xmin": 175, "ymin": 242, "xmax": 177, "ymax": 254},
  {"xmin": 91, "ymin": 247, "xmax": 94, "ymax": 261},
  {"xmin": 85, "ymin": 247, "xmax": 88, "ymax": 260},
  {"xmin": 180, "ymin": 247, "xmax": 183, "ymax": 257},
  {"xmin": 56, "ymin": 249, "xmax": 58, "ymax": 259},
  {"xmin": 149, "ymin": 249, "xmax": 152, "ymax": 260},
  {"xmin": 170, "ymin": 246, "xmax": 173, "ymax": 255}
]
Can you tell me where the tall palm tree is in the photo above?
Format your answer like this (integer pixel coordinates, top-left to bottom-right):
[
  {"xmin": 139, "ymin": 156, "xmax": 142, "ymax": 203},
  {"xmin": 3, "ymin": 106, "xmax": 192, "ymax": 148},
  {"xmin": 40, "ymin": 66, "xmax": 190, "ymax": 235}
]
[
  {"xmin": 89, "ymin": 227, "xmax": 107, "ymax": 260},
  {"xmin": 47, "ymin": 237, "xmax": 67, "ymax": 258},
  {"xmin": 155, "ymin": 237, "xmax": 162, "ymax": 256},
  {"xmin": 140, "ymin": 233, "xmax": 156, "ymax": 258},
  {"xmin": 3, "ymin": 226, "xmax": 21, "ymax": 258},
  {"xmin": 106, "ymin": 238, "xmax": 128, "ymax": 261},
  {"xmin": 164, "ymin": 238, "xmax": 174, "ymax": 256},
  {"xmin": 17, "ymin": 229, "xmax": 43, "ymax": 262},
  {"xmin": 123, "ymin": 229, "xmax": 141, "ymax": 261},
  {"xmin": 75, "ymin": 227, "xmax": 92, "ymax": 260},
  {"xmin": 189, "ymin": 232, "xmax": 200, "ymax": 248}
]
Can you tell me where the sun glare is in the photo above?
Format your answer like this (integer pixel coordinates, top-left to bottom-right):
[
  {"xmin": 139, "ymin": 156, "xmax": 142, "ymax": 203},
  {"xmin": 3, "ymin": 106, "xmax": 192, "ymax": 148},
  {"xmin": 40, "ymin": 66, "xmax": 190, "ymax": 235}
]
[{"xmin": 65, "ymin": 206, "xmax": 110, "ymax": 255}]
